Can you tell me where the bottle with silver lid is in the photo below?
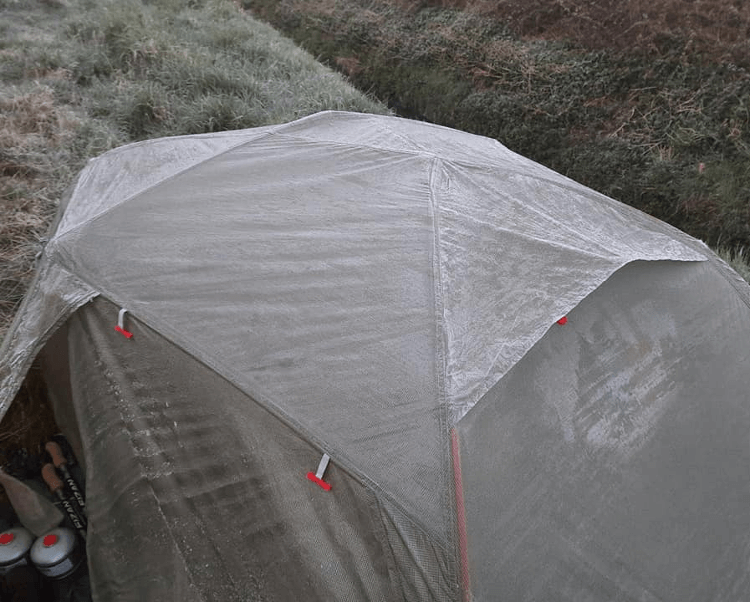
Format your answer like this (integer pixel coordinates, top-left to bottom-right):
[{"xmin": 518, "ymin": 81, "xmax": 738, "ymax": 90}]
[
  {"xmin": 0, "ymin": 526, "xmax": 34, "ymax": 574},
  {"xmin": 29, "ymin": 527, "xmax": 84, "ymax": 580}
]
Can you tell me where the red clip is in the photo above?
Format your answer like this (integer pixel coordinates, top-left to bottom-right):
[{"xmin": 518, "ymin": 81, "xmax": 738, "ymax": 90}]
[
  {"xmin": 116, "ymin": 308, "xmax": 133, "ymax": 338},
  {"xmin": 306, "ymin": 472, "xmax": 332, "ymax": 491},
  {"xmin": 307, "ymin": 453, "xmax": 332, "ymax": 491},
  {"xmin": 557, "ymin": 316, "xmax": 568, "ymax": 325},
  {"xmin": 115, "ymin": 325, "xmax": 133, "ymax": 338}
]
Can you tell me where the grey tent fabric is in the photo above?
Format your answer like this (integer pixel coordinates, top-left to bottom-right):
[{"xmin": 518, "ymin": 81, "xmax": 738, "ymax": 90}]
[
  {"xmin": 457, "ymin": 259, "xmax": 750, "ymax": 601},
  {"xmin": 1, "ymin": 111, "xmax": 749, "ymax": 601},
  {"xmin": 0, "ymin": 259, "xmax": 97, "ymax": 412},
  {"xmin": 46, "ymin": 297, "xmax": 407, "ymax": 602}
]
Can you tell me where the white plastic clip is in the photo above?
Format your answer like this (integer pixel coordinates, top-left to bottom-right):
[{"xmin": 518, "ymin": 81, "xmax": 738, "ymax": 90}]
[
  {"xmin": 115, "ymin": 308, "xmax": 133, "ymax": 339},
  {"xmin": 306, "ymin": 453, "xmax": 332, "ymax": 491}
]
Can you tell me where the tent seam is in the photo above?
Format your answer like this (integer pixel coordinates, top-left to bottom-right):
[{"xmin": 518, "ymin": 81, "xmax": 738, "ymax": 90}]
[
  {"xmin": 454, "ymin": 257, "xmax": 707, "ymax": 425},
  {"xmin": 81, "ymin": 128, "xmax": 256, "ymax": 160},
  {"xmin": 52, "ymin": 127, "xmax": 283, "ymax": 243},
  {"xmin": 267, "ymin": 130, "xmax": 707, "ymax": 262},
  {"xmin": 47, "ymin": 270, "xmax": 451, "ymax": 553},
  {"xmin": 439, "ymin": 205, "xmax": 627, "ymax": 260},
  {"xmin": 0, "ymin": 260, "xmax": 98, "ymax": 419},
  {"xmin": 427, "ymin": 156, "xmax": 463, "ymax": 601},
  {"xmin": 83, "ymin": 318, "xmax": 209, "ymax": 602},
  {"xmin": 450, "ymin": 252, "xmax": 709, "ymax": 421}
]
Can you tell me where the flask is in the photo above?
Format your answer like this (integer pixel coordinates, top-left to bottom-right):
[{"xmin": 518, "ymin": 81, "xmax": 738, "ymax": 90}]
[
  {"xmin": 0, "ymin": 526, "xmax": 34, "ymax": 574},
  {"xmin": 29, "ymin": 527, "xmax": 84, "ymax": 580}
]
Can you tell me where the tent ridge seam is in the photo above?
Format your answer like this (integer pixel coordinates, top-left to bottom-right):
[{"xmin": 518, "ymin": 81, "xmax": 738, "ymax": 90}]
[
  {"xmin": 88, "ymin": 334, "xmax": 210, "ymax": 602},
  {"xmin": 0, "ymin": 259, "xmax": 98, "ymax": 419},
  {"xmin": 60, "ymin": 279, "xmax": 450, "ymax": 547},
  {"xmin": 53, "ymin": 127, "xmax": 283, "ymax": 243},
  {"xmin": 454, "ymin": 256, "xmax": 706, "ymax": 425},
  {"xmin": 271, "ymin": 111, "xmax": 525, "ymax": 172},
  {"xmin": 428, "ymin": 156, "xmax": 464, "ymax": 594}
]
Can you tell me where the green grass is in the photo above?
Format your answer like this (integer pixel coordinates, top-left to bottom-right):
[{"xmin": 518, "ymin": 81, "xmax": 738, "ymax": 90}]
[
  {"xmin": 718, "ymin": 247, "xmax": 750, "ymax": 283},
  {"xmin": 249, "ymin": 0, "xmax": 750, "ymax": 269},
  {"xmin": 0, "ymin": 0, "xmax": 386, "ymax": 341}
]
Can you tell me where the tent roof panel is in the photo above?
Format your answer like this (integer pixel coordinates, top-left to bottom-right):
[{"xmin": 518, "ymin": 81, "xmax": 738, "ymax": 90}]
[
  {"xmin": 57, "ymin": 126, "xmax": 278, "ymax": 237},
  {"xmin": 50, "ymin": 137, "xmax": 452, "ymax": 540}
]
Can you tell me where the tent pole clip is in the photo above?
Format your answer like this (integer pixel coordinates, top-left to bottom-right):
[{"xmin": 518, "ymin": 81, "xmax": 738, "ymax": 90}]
[
  {"xmin": 115, "ymin": 308, "xmax": 134, "ymax": 339},
  {"xmin": 306, "ymin": 453, "xmax": 332, "ymax": 491}
]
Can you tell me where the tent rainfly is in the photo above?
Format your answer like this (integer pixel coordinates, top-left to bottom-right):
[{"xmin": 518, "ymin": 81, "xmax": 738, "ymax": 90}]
[{"xmin": 1, "ymin": 111, "xmax": 749, "ymax": 602}]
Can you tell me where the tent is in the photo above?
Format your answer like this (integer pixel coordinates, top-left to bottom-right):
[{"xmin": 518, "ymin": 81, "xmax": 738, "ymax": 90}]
[{"xmin": 1, "ymin": 111, "xmax": 749, "ymax": 601}]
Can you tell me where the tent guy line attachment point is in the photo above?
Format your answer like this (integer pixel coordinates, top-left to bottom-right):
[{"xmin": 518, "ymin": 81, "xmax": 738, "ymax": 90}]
[
  {"xmin": 115, "ymin": 308, "xmax": 133, "ymax": 338},
  {"xmin": 307, "ymin": 453, "xmax": 332, "ymax": 491}
]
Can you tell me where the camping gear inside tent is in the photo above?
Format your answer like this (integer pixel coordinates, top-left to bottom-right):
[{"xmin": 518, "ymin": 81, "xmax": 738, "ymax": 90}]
[{"xmin": 1, "ymin": 111, "xmax": 749, "ymax": 601}]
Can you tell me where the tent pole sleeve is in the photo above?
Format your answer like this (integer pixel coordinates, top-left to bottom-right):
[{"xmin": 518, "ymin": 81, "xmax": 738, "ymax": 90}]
[{"xmin": 451, "ymin": 429, "xmax": 471, "ymax": 602}]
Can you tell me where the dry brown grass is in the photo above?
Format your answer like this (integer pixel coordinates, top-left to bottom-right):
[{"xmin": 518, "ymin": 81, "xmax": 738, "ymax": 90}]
[
  {"xmin": 0, "ymin": 365, "xmax": 59, "ymax": 506},
  {"xmin": 459, "ymin": 0, "xmax": 750, "ymax": 64},
  {"xmin": 0, "ymin": 85, "xmax": 79, "ymax": 338},
  {"xmin": 0, "ymin": 87, "xmax": 78, "ymax": 485},
  {"xmin": 391, "ymin": 0, "xmax": 750, "ymax": 64},
  {"xmin": 0, "ymin": 366, "xmax": 57, "ymax": 452}
]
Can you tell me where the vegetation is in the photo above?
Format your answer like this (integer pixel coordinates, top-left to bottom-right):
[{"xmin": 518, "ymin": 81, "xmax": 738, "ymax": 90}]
[{"xmin": 248, "ymin": 0, "xmax": 750, "ymax": 264}]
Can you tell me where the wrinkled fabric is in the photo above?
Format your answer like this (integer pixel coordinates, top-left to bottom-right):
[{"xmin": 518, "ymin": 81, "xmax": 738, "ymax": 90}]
[
  {"xmin": 1, "ymin": 112, "xmax": 748, "ymax": 602},
  {"xmin": 431, "ymin": 161, "xmax": 704, "ymax": 421},
  {"xmin": 62, "ymin": 298, "xmax": 399, "ymax": 602},
  {"xmin": 457, "ymin": 260, "xmax": 750, "ymax": 601},
  {"xmin": 0, "ymin": 259, "xmax": 97, "ymax": 417},
  {"xmin": 56, "ymin": 127, "xmax": 278, "ymax": 237}
]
